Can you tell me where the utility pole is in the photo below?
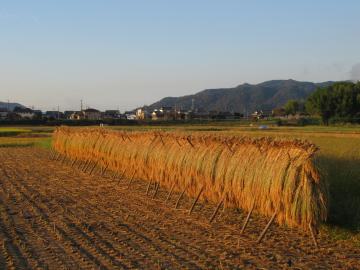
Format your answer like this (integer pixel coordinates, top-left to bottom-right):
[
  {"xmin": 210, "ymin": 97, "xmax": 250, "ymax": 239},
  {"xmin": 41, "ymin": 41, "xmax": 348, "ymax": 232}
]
[
  {"xmin": 7, "ymin": 99, "xmax": 10, "ymax": 112},
  {"xmin": 80, "ymin": 100, "xmax": 83, "ymax": 112},
  {"xmin": 57, "ymin": 105, "xmax": 60, "ymax": 119}
]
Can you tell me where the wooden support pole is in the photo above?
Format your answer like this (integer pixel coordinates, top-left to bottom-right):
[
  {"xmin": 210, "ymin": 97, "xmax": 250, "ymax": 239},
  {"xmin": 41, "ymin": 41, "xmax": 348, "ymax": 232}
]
[
  {"xmin": 309, "ymin": 223, "xmax": 319, "ymax": 249},
  {"xmin": 126, "ymin": 172, "xmax": 136, "ymax": 189},
  {"xmin": 49, "ymin": 149, "xmax": 55, "ymax": 160},
  {"xmin": 158, "ymin": 133, "xmax": 165, "ymax": 145},
  {"xmin": 152, "ymin": 182, "xmax": 160, "ymax": 199},
  {"xmin": 175, "ymin": 187, "xmax": 187, "ymax": 209},
  {"xmin": 56, "ymin": 153, "xmax": 62, "ymax": 161},
  {"xmin": 186, "ymin": 137, "xmax": 194, "ymax": 148},
  {"xmin": 81, "ymin": 160, "xmax": 90, "ymax": 171},
  {"xmin": 146, "ymin": 180, "xmax": 152, "ymax": 195},
  {"xmin": 240, "ymin": 201, "xmax": 255, "ymax": 234},
  {"xmin": 112, "ymin": 171, "xmax": 118, "ymax": 180},
  {"xmin": 189, "ymin": 187, "xmax": 204, "ymax": 215},
  {"xmin": 101, "ymin": 164, "xmax": 109, "ymax": 176},
  {"xmin": 89, "ymin": 163, "xmax": 97, "ymax": 175},
  {"xmin": 117, "ymin": 171, "xmax": 126, "ymax": 184},
  {"xmin": 83, "ymin": 160, "xmax": 93, "ymax": 172},
  {"xmin": 166, "ymin": 183, "xmax": 175, "ymax": 202},
  {"xmin": 175, "ymin": 137, "xmax": 182, "ymax": 147},
  {"xmin": 209, "ymin": 198, "xmax": 224, "ymax": 223},
  {"xmin": 71, "ymin": 158, "xmax": 78, "ymax": 167},
  {"xmin": 60, "ymin": 155, "xmax": 67, "ymax": 165},
  {"xmin": 77, "ymin": 159, "xmax": 84, "ymax": 169},
  {"xmin": 257, "ymin": 211, "xmax": 277, "ymax": 244}
]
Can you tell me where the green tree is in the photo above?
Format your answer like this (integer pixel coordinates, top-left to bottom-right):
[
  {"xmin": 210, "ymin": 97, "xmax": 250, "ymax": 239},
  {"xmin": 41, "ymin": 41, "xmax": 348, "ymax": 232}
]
[
  {"xmin": 306, "ymin": 82, "xmax": 360, "ymax": 124},
  {"xmin": 284, "ymin": 100, "xmax": 299, "ymax": 115}
]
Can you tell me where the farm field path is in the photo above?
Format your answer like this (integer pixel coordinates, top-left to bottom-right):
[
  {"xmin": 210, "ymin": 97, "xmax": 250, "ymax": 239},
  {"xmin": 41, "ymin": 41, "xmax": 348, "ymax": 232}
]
[{"xmin": 0, "ymin": 148, "xmax": 359, "ymax": 269}]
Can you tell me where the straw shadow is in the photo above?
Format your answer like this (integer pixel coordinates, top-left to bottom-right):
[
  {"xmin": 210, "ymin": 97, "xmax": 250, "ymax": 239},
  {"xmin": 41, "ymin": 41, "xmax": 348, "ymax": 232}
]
[{"xmin": 317, "ymin": 155, "xmax": 360, "ymax": 231}]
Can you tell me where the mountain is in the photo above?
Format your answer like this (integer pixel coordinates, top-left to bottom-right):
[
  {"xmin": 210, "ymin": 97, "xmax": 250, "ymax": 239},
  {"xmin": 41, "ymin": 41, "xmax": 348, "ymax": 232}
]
[
  {"xmin": 0, "ymin": 101, "xmax": 26, "ymax": 111},
  {"xmin": 148, "ymin": 79, "xmax": 336, "ymax": 113}
]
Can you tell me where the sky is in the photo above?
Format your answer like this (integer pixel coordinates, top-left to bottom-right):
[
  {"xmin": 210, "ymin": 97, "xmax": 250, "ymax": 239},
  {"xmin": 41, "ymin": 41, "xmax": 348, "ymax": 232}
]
[{"xmin": 0, "ymin": 0, "xmax": 359, "ymax": 111}]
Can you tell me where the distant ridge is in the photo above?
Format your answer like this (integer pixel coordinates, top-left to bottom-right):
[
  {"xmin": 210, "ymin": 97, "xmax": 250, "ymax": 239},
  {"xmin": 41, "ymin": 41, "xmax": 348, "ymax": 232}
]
[
  {"xmin": 0, "ymin": 101, "xmax": 26, "ymax": 111},
  {"xmin": 147, "ymin": 79, "xmax": 336, "ymax": 113}
]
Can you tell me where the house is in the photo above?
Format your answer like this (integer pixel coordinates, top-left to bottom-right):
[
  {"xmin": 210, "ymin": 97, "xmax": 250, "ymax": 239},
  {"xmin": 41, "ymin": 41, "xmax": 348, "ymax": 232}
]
[
  {"xmin": 0, "ymin": 108, "xmax": 9, "ymax": 119},
  {"xmin": 175, "ymin": 109, "xmax": 188, "ymax": 120},
  {"xmin": 151, "ymin": 110, "xmax": 163, "ymax": 120},
  {"xmin": 136, "ymin": 108, "xmax": 151, "ymax": 120},
  {"xmin": 69, "ymin": 111, "xmax": 83, "ymax": 120},
  {"xmin": 13, "ymin": 107, "xmax": 35, "ymax": 119},
  {"xmin": 159, "ymin": 107, "xmax": 175, "ymax": 120},
  {"xmin": 45, "ymin": 111, "xmax": 64, "ymax": 120},
  {"xmin": 272, "ymin": 108, "xmax": 286, "ymax": 117},
  {"xmin": 83, "ymin": 108, "xmax": 102, "ymax": 120},
  {"xmin": 103, "ymin": 110, "xmax": 121, "ymax": 119},
  {"xmin": 251, "ymin": 110, "xmax": 272, "ymax": 120},
  {"xmin": 124, "ymin": 111, "xmax": 136, "ymax": 120},
  {"xmin": 64, "ymin": 111, "xmax": 76, "ymax": 119}
]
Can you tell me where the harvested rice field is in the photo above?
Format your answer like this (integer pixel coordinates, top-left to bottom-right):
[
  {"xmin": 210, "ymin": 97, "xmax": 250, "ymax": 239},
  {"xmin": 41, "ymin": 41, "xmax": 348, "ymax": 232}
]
[{"xmin": 0, "ymin": 147, "xmax": 359, "ymax": 269}]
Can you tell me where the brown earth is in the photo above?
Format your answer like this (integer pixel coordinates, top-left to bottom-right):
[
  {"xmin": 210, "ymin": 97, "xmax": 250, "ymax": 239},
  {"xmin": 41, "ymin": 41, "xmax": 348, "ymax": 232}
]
[{"xmin": 0, "ymin": 147, "xmax": 359, "ymax": 270}]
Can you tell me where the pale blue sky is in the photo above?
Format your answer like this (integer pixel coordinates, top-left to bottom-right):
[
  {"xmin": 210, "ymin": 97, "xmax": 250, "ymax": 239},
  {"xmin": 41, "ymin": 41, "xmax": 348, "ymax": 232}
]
[{"xmin": 1, "ymin": 0, "xmax": 359, "ymax": 111}]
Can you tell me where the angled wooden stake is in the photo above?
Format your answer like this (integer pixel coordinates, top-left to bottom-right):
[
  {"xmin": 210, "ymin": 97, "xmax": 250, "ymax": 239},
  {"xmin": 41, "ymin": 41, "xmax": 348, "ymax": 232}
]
[
  {"xmin": 56, "ymin": 153, "xmax": 62, "ymax": 161},
  {"xmin": 60, "ymin": 155, "xmax": 67, "ymax": 165},
  {"xmin": 101, "ymin": 164, "xmax": 109, "ymax": 176},
  {"xmin": 81, "ymin": 159, "xmax": 90, "ymax": 171},
  {"xmin": 71, "ymin": 158, "xmax": 78, "ymax": 167},
  {"xmin": 146, "ymin": 180, "xmax": 152, "ymax": 195},
  {"xmin": 240, "ymin": 201, "xmax": 255, "ymax": 234},
  {"xmin": 152, "ymin": 182, "xmax": 160, "ymax": 199},
  {"xmin": 189, "ymin": 187, "xmax": 204, "ymax": 215},
  {"xmin": 209, "ymin": 198, "xmax": 224, "ymax": 223},
  {"xmin": 186, "ymin": 136, "xmax": 194, "ymax": 148},
  {"xmin": 77, "ymin": 159, "xmax": 84, "ymax": 169},
  {"xmin": 117, "ymin": 170, "xmax": 126, "ymax": 184},
  {"xmin": 112, "ymin": 171, "xmax": 118, "ymax": 180},
  {"xmin": 158, "ymin": 133, "xmax": 165, "ymax": 145},
  {"xmin": 257, "ymin": 211, "xmax": 277, "ymax": 244},
  {"xmin": 89, "ymin": 163, "xmax": 98, "ymax": 175},
  {"xmin": 126, "ymin": 172, "xmax": 136, "ymax": 189},
  {"xmin": 49, "ymin": 149, "xmax": 55, "ymax": 160},
  {"xmin": 166, "ymin": 183, "xmax": 175, "ymax": 202},
  {"xmin": 309, "ymin": 223, "xmax": 319, "ymax": 249},
  {"xmin": 175, "ymin": 137, "xmax": 182, "ymax": 147},
  {"xmin": 175, "ymin": 187, "xmax": 187, "ymax": 209},
  {"xmin": 84, "ymin": 160, "xmax": 93, "ymax": 172}
]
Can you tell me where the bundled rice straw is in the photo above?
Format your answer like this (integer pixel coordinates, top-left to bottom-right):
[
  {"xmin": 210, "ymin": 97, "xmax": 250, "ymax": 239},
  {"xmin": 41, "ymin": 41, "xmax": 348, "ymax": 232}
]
[{"xmin": 52, "ymin": 127, "xmax": 328, "ymax": 230}]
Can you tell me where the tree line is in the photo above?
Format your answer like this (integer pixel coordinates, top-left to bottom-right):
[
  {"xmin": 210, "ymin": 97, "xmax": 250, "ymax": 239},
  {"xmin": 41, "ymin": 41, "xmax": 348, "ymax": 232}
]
[{"xmin": 283, "ymin": 82, "xmax": 360, "ymax": 125}]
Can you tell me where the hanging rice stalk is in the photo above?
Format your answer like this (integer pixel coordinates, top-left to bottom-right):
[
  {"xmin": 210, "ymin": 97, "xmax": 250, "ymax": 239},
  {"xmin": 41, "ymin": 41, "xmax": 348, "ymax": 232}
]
[{"xmin": 52, "ymin": 127, "xmax": 328, "ymax": 230}]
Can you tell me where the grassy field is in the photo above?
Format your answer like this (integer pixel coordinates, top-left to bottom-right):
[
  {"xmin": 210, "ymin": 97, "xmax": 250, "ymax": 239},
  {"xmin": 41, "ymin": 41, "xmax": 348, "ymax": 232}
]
[{"xmin": 1, "ymin": 124, "xmax": 359, "ymax": 245}]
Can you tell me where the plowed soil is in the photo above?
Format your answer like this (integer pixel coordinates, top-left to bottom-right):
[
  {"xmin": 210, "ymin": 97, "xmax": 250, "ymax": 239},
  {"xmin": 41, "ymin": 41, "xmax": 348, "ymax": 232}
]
[{"xmin": 0, "ymin": 148, "xmax": 359, "ymax": 269}]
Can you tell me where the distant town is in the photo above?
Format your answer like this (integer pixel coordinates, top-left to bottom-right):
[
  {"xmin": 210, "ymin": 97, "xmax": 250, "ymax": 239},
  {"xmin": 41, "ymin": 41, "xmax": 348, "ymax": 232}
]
[{"xmin": 0, "ymin": 103, "xmax": 300, "ymax": 122}]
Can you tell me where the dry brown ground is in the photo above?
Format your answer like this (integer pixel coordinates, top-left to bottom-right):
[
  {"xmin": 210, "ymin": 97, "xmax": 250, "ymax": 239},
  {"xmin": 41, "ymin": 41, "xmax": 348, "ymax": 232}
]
[{"xmin": 0, "ymin": 148, "xmax": 359, "ymax": 270}]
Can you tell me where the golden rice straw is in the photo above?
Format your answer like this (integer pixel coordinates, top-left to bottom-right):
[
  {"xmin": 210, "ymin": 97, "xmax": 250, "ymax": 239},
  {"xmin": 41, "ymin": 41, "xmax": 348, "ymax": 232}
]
[{"xmin": 52, "ymin": 127, "xmax": 328, "ymax": 230}]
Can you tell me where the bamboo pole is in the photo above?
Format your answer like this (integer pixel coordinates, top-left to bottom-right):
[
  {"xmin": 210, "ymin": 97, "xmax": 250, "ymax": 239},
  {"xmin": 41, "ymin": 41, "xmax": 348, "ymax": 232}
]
[
  {"xmin": 101, "ymin": 164, "xmax": 109, "ymax": 176},
  {"xmin": 257, "ymin": 211, "xmax": 277, "ymax": 244},
  {"xmin": 240, "ymin": 200, "xmax": 255, "ymax": 234},
  {"xmin": 152, "ymin": 182, "xmax": 160, "ymax": 199},
  {"xmin": 166, "ymin": 183, "xmax": 175, "ymax": 202},
  {"xmin": 126, "ymin": 172, "xmax": 136, "ymax": 189},
  {"xmin": 209, "ymin": 198, "xmax": 224, "ymax": 223},
  {"xmin": 189, "ymin": 187, "xmax": 204, "ymax": 215},
  {"xmin": 83, "ymin": 160, "xmax": 93, "ymax": 172},
  {"xmin": 89, "ymin": 163, "xmax": 97, "ymax": 175},
  {"xmin": 146, "ymin": 180, "xmax": 152, "ymax": 195},
  {"xmin": 71, "ymin": 158, "xmax": 78, "ymax": 167},
  {"xmin": 309, "ymin": 223, "xmax": 319, "ymax": 249},
  {"xmin": 186, "ymin": 137, "xmax": 194, "ymax": 148},
  {"xmin": 175, "ymin": 187, "xmax": 187, "ymax": 209}
]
